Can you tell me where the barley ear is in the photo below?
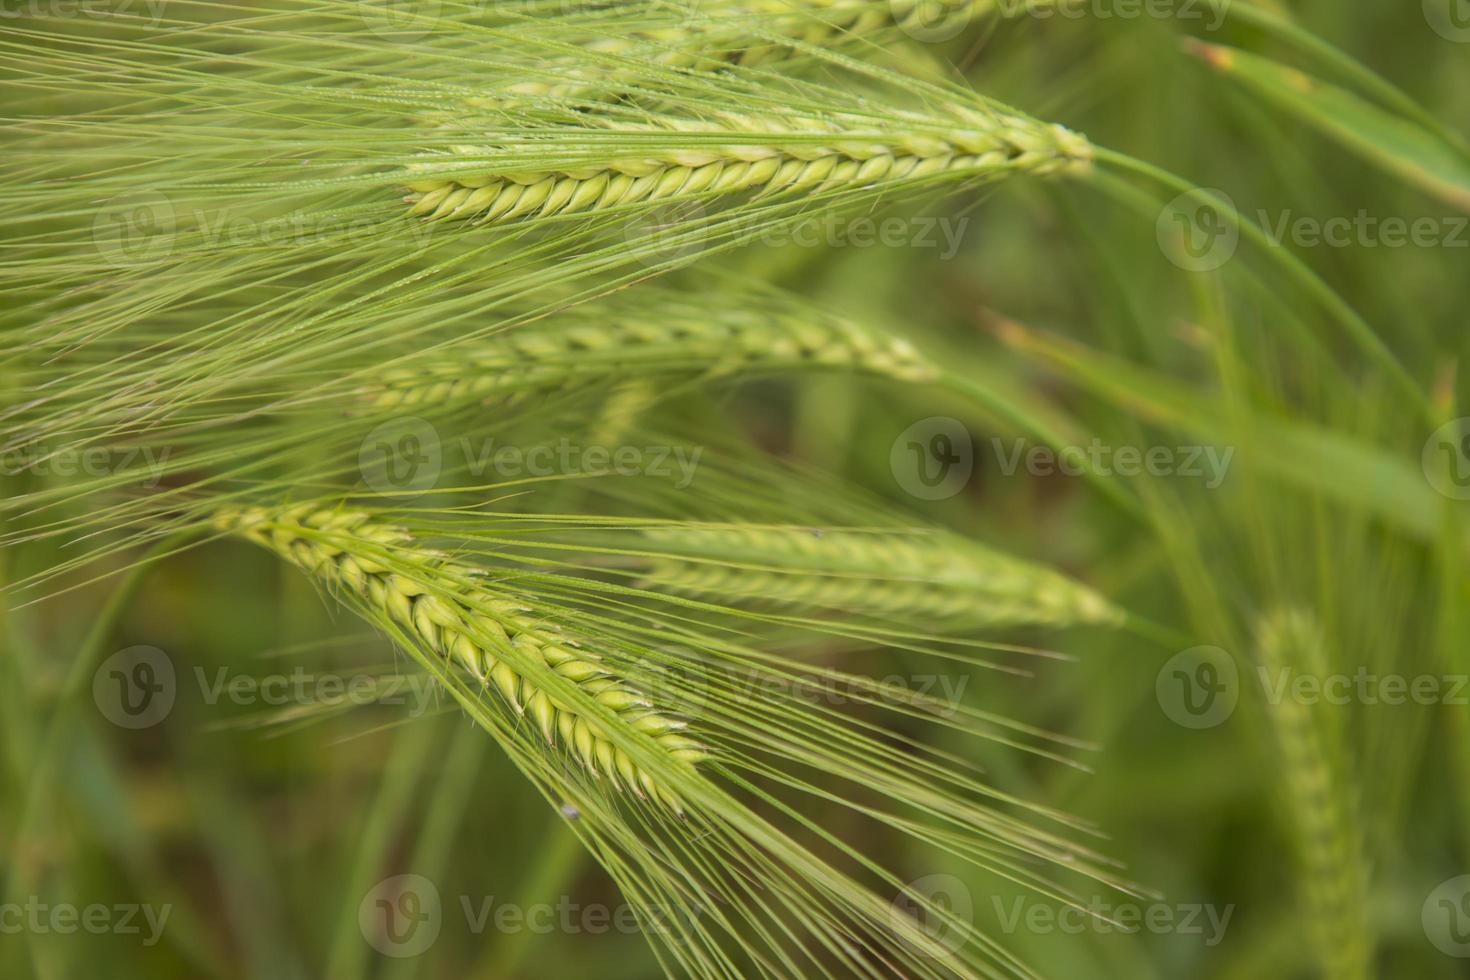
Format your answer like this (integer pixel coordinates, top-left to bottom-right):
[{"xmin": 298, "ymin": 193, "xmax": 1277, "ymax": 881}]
[
  {"xmin": 356, "ymin": 297, "xmax": 939, "ymax": 411},
  {"xmin": 1257, "ymin": 608, "xmax": 1373, "ymax": 980},
  {"xmin": 405, "ymin": 113, "xmax": 1093, "ymax": 226},
  {"xmin": 636, "ymin": 526, "xmax": 1123, "ymax": 629},
  {"xmin": 215, "ymin": 504, "xmax": 707, "ymax": 812}
]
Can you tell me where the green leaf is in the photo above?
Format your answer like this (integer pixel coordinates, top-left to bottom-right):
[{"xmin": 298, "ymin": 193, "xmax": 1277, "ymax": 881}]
[
  {"xmin": 1187, "ymin": 41, "xmax": 1470, "ymax": 213},
  {"xmin": 996, "ymin": 321, "xmax": 1446, "ymax": 543}
]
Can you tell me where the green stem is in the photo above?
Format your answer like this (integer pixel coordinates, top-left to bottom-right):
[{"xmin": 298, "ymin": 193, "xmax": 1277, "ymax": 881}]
[
  {"xmin": 480, "ymin": 823, "xmax": 587, "ymax": 979},
  {"xmin": 325, "ymin": 720, "xmax": 441, "ymax": 980},
  {"xmin": 1432, "ymin": 441, "xmax": 1470, "ymax": 863},
  {"xmin": 1, "ymin": 532, "xmax": 202, "ymax": 979},
  {"xmin": 382, "ymin": 723, "xmax": 488, "ymax": 980},
  {"xmin": 3, "ymin": 531, "xmax": 198, "ymax": 911}
]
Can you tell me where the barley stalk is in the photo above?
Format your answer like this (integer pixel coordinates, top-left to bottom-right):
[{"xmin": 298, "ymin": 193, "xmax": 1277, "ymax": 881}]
[
  {"xmin": 216, "ymin": 504, "xmax": 707, "ymax": 810},
  {"xmin": 637, "ymin": 526, "xmax": 1123, "ymax": 627},
  {"xmin": 501, "ymin": 0, "xmax": 1070, "ymax": 98},
  {"xmin": 405, "ymin": 112, "xmax": 1092, "ymax": 225},
  {"xmin": 1257, "ymin": 609, "xmax": 1372, "ymax": 980},
  {"xmin": 361, "ymin": 298, "xmax": 938, "ymax": 409}
]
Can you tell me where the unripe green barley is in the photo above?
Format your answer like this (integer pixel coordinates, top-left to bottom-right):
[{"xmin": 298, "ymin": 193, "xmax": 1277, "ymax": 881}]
[
  {"xmin": 217, "ymin": 504, "xmax": 706, "ymax": 810},
  {"xmin": 637, "ymin": 525, "xmax": 1122, "ymax": 627}
]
